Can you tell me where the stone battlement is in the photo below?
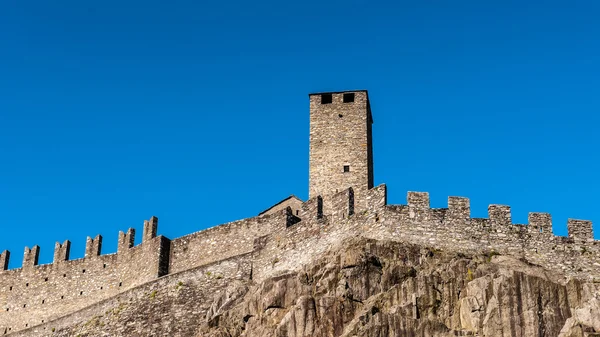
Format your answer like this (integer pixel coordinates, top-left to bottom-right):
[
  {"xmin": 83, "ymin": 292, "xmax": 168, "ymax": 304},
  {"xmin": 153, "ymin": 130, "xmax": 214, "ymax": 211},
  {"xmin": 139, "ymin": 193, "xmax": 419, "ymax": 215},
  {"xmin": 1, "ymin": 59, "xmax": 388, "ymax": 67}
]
[
  {"xmin": 401, "ymin": 191, "xmax": 594, "ymax": 242},
  {"xmin": 0, "ymin": 205, "xmax": 300, "ymax": 334},
  {"xmin": 2, "ymin": 184, "xmax": 598, "ymax": 335},
  {"xmin": 0, "ymin": 218, "xmax": 171, "ymax": 334},
  {"xmin": 381, "ymin": 189, "xmax": 598, "ymax": 280}
]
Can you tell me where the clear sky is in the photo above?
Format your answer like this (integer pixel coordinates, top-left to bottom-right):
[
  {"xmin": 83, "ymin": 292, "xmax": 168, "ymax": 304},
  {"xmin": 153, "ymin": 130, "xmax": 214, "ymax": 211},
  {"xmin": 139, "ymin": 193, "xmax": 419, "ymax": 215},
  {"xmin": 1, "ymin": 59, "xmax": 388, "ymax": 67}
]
[{"xmin": 1, "ymin": 1, "xmax": 599, "ymax": 268}]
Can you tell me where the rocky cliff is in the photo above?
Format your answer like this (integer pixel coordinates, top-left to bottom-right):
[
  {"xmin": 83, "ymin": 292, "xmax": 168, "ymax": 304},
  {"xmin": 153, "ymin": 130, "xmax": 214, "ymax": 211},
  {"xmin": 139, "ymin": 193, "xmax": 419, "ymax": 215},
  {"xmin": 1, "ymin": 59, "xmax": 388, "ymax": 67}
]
[{"xmin": 37, "ymin": 238, "xmax": 600, "ymax": 337}]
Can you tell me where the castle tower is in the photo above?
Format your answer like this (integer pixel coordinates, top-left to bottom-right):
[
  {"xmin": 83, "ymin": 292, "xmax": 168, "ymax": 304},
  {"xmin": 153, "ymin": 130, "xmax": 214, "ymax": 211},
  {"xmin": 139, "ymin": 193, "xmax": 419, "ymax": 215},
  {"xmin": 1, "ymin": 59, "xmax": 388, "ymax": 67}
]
[{"xmin": 309, "ymin": 90, "xmax": 374, "ymax": 203}]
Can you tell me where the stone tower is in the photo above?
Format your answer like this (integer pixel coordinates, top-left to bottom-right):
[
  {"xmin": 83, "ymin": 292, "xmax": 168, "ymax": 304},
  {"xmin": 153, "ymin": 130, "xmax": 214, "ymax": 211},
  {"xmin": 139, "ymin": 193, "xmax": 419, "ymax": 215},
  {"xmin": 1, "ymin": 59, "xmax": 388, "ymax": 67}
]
[{"xmin": 309, "ymin": 90, "xmax": 374, "ymax": 203}]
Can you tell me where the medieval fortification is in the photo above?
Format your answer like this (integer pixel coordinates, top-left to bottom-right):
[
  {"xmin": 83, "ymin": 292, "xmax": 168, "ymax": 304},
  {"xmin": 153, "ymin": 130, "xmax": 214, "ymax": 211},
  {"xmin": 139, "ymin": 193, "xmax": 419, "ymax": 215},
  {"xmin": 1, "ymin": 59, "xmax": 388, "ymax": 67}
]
[{"xmin": 1, "ymin": 90, "xmax": 598, "ymax": 335}]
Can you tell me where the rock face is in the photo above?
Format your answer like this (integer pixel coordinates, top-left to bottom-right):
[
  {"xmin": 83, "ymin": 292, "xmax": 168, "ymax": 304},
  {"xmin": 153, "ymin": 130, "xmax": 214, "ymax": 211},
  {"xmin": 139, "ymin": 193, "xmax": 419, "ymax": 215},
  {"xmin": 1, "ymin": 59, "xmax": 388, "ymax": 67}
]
[{"xmin": 199, "ymin": 239, "xmax": 600, "ymax": 337}]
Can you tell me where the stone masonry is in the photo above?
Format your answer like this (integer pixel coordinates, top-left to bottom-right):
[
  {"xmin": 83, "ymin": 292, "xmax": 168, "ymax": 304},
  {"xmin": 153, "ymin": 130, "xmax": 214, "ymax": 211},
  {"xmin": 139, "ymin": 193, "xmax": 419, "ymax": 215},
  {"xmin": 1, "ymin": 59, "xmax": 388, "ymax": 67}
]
[
  {"xmin": 309, "ymin": 90, "xmax": 374, "ymax": 207},
  {"xmin": 2, "ymin": 90, "xmax": 598, "ymax": 336}
]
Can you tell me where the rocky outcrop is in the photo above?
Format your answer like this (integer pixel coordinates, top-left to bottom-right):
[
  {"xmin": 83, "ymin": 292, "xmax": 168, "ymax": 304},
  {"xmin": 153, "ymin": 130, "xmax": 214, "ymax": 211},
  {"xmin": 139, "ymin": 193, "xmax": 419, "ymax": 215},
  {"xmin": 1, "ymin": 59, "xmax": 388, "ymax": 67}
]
[{"xmin": 199, "ymin": 239, "xmax": 600, "ymax": 337}]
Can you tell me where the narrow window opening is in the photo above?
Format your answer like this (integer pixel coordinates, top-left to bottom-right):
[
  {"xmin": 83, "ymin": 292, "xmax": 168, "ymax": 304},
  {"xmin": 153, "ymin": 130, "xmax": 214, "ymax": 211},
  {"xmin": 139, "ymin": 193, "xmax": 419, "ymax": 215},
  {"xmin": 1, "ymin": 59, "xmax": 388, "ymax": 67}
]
[
  {"xmin": 80, "ymin": 291, "xmax": 83, "ymax": 295},
  {"xmin": 9, "ymin": 286, "xmax": 12, "ymax": 291},
  {"xmin": 63, "ymin": 274, "xmax": 66, "ymax": 277},
  {"xmin": 338, "ymin": 114, "xmax": 343, "ymax": 118},
  {"xmin": 103, "ymin": 264, "xmax": 107, "ymax": 268},
  {"xmin": 44, "ymin": 278, "xmax": 48, "ymax": 282},
  {"xmin": 25, "ymin": 324, "xmax": 27, "ymax": 328},
  {"xmin": 100, "ymin": 286, "xmax": 103, "ymax": 290},
  {"xmin": 82, "ymin": 269, "xmax": 85, "ymax": 273},
  {"xmin": 119, "ymin": 282, "xmax": 122, "ymax": 287},
  {"xmin": 23, "ymin": 304, "xmax": 26, "ymax": 308},
  {"xmin": 321, "ymin": 94, "xmax": 332, "ymax": 104},
  {"xmin": 5, "ymin": 308, "xmax": 8, "ymax": 312},
  {"xmin": 343, "ymin": 165, "xmax": 350, "ymax": 173},
  {"xmin": 296, "ymin": 210, "xmax": 299, "ymax": 216},
  {"xmin": 25, "ymin": 283, "xmax": 28, "ymax": 287},
  {"xmin": 41, "ymin": 300, "xmax": 44, "ymax": 304},
  {"xmin": 343, "ymin": 93, "xmax": 355, "ymax": 103},
  {"xmin": 60, "ymin": 296, "xmax": 64, "ymax": 299}
]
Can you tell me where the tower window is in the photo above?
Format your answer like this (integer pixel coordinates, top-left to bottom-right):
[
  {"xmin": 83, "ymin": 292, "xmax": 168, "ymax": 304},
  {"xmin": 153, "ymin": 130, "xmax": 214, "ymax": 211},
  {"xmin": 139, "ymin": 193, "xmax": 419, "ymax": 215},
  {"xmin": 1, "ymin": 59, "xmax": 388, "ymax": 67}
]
[
  {"xmin": 343, "ymin": 165, "xmax": 350, "ymax": 173},
  {"xmin": 321, "ymin": 94, "xmax": 332, "ymax": 104},
  {"xmin": 343, "ymin": 93, "xmax": 355, "ymax": 103}
]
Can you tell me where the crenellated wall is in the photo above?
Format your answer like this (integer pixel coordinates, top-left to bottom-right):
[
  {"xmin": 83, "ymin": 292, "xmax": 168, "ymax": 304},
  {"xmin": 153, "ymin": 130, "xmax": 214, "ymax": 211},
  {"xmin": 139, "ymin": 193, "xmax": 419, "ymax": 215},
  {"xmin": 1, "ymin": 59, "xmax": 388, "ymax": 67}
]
[
  {"xmin": 0, "ymin": 218, "xmax": 170, "ymax": 335},
  {"xmin": 381, "ymin": 190, "xmax": 599, "ymax": 279},
  {"xmin": 4, "ymin": 184, "xmax": 600, "ymax": 335}
]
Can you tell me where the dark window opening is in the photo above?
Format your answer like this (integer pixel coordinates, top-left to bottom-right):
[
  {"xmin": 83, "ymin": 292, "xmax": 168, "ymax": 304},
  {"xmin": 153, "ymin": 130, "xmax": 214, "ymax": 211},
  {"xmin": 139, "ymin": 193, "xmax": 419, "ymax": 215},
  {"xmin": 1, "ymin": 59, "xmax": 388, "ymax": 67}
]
[
  {"xmin": 5, "ymin": 308, "xmax": 8, "ymax": 312},
  {"xmin": 338, "ymin": 114, "xmax": 343, "ymax": 118},
  {"xmin": 25, "ymin": 283, "xmax": 28, "ymax": 287},
  {"xmin": 103, "ymin": 264, "xmax": 107, "ymax": 268},
  {"xmin": 23, "ymin": 304, "xmax": 26, "ymax": 308},
  {"xmin": 80, "ymin": 291, "xmax": 83, "ymax": 295},
  {"xmin": 82, "ymin": 269, "xmax": 85, "ymax": 273},
  {"xmin": 44, "ymin": 278, "xmax": 48, "ymax": 282},
  {"xmin": 9, "ymin": 286, "xmax": 12, "ymax": 291},
  {"xmin": 41, "ymin": 300, "xmax": 44, "ymax": 304},
  {"xmin": 119, "ymin": 282, "xmax": 122, "ymax": 287},
  {"xmin": 343, "ymin": 165, "xmax": 350, "ymax": 173},
  {"xmin": 60, "ymin": 296, "xmax": 64, "ymax": 299},
  {"xmin": 343, "ymin": 93, "xmax": 355, "ymax": 103},
  {"xmin": 321, "ymin": 94, "xmax": 332, "ymax": 104},
  {"xmin": 296, "ymin": 210, "xmax": 299, "ymax": 215},
  {"xmin": 63, "ymin": 274, "xmax": 66, "ymax": 277}
]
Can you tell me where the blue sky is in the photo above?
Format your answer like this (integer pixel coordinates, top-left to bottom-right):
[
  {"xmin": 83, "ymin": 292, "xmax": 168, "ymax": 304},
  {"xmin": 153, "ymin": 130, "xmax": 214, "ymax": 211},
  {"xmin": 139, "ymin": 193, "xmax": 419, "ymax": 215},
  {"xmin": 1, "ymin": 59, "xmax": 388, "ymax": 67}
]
[{"xmin": 1, "ymin": 0, "xmax": 599, "ymax": 268}]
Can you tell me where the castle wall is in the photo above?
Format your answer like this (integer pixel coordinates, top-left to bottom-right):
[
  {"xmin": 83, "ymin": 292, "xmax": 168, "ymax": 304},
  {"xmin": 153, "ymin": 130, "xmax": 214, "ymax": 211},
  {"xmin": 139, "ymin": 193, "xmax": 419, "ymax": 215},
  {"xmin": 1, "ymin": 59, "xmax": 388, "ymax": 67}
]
[
  {"xmin": 5, "ymin": 184, "xmax": 600, "ymax": 335},
  {"xmin": 250, "ymin": 185, "xmax": 388, "ymax": 283},
  {"xmin": 0, "ymin": 220, "xmax": 169, "ymax": 335},
  {"xmin": 249, "ymin": 184, "xmax": 600, "ymax": 285},
  {"xmin": 11, "ymin": 253, "xmax": 252, "ymax": 337},
  {"xmin": 168, "ymin": 209, "xmax": 288, "ymax": 275},
  {"xmin": 379, "ymin": 190, "xmax": 599, "ymax": 280}
]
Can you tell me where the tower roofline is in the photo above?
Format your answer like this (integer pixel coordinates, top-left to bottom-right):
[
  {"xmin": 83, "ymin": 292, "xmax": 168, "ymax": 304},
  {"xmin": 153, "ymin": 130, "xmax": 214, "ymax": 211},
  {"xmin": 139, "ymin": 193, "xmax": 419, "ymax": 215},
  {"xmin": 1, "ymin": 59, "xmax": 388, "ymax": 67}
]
[{"xmin": 308, "ymin": 89, "xmax": 368, "ymax": 96}]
